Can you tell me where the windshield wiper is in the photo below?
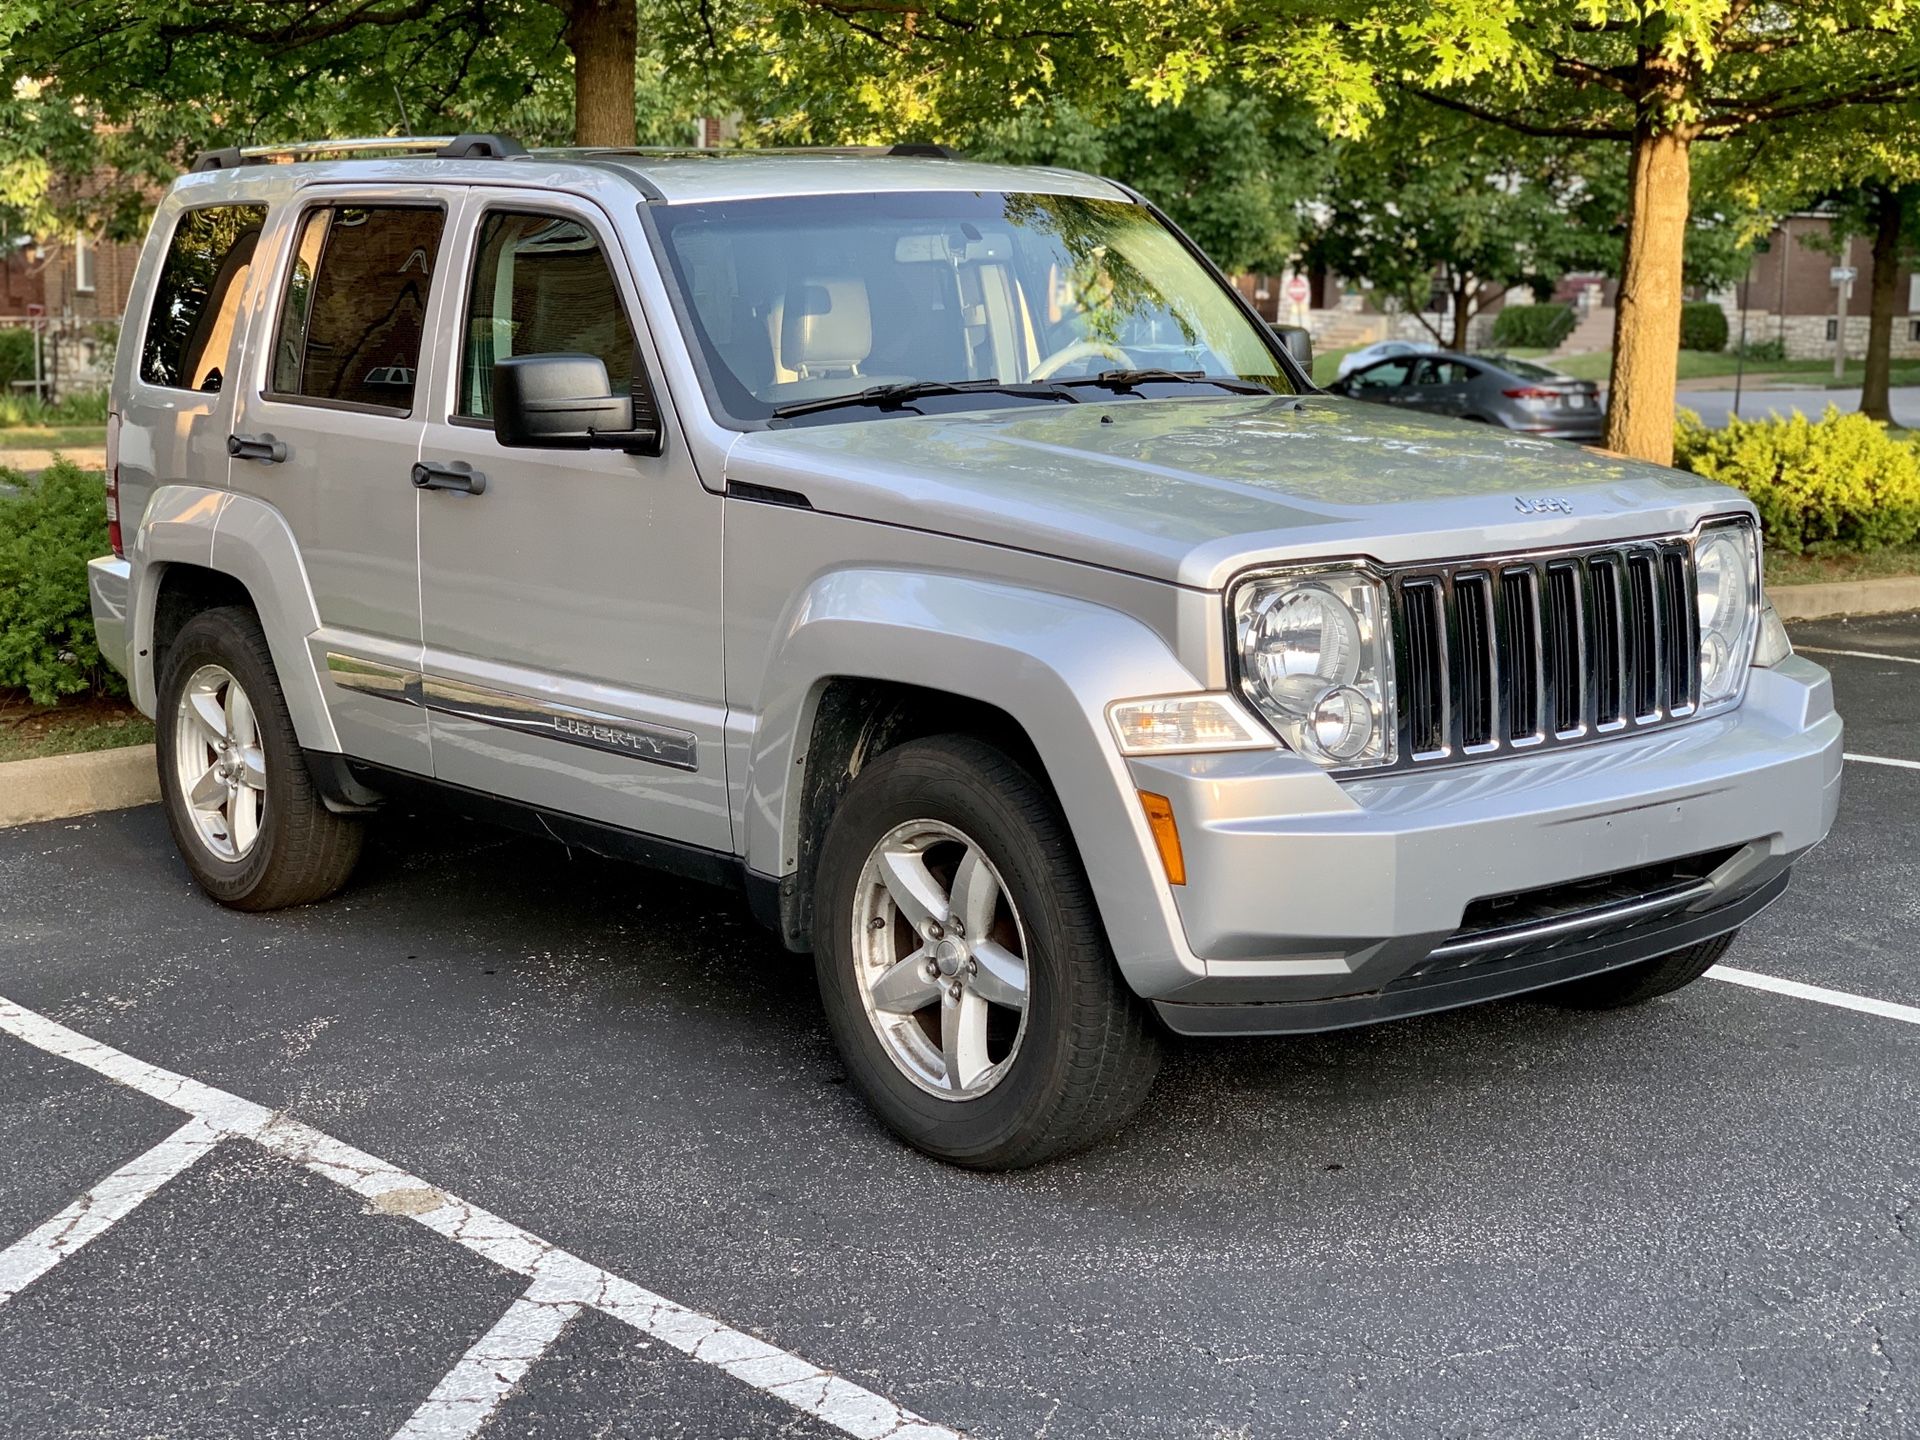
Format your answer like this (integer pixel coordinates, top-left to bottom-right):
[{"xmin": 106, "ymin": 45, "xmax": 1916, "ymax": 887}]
[
  {"xmin": 769, "ymin": 378, "xmax": 1078, "ymax": 420},
  {"xmin": 1056, "ymin": 368, "xmax": 1273, "ymax": 396}
]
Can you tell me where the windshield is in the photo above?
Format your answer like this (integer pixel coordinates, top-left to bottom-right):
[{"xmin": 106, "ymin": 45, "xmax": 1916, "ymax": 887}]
[
  {"xmin": 1494, "ymin": 357, "xmax": 1571, "ymax": 382},
  {"xmin": 647, "ymin": 191, "xmax": 1294, "ymax": 425}
]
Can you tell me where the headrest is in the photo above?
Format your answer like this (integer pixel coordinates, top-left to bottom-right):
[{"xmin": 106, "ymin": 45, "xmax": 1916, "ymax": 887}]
[{"xmin": 780, "ymin": 278, "xmax": 871, "ymax": 372}]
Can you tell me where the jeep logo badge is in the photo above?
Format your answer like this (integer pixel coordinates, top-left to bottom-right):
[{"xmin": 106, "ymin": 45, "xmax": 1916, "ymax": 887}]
[{"xmin": 1514, "ymin": 496, "xmax": 1574, "ymax": 515}]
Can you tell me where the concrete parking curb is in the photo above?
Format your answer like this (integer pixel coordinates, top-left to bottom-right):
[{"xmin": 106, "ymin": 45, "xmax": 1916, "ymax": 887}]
[
  {"xmin": 0, "ymin": 745, "xmax": 158, "ymax": 828},
  {"xmin": 1771, "ymin": 575, "xmax": 1920, "ymax": 621}
]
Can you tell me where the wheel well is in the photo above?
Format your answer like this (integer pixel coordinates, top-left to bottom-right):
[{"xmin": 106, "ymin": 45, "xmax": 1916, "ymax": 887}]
[
  {"xmin": 150, "ymin": 563, "xmax": 255, "ymax": 684},
  {"xmin": 773, "ymin": 677, "xmax": 1048, "ymax": 953}
]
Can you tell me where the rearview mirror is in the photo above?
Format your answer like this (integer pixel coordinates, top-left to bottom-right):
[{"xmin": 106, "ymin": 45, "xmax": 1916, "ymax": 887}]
[
  {"xmin": 491, "ymin": 353, "xmax": 662, "ymax": 455},
  {"xmin": 1269, "ymin": 323, "xmax": 1314, "ymax": 376}
]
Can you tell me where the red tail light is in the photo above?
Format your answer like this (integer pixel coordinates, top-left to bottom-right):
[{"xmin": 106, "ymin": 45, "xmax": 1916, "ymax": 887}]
[
  {"xmin": 1502, "ymin": 387, "xmax": 1561, "ymax": 400},
  {"xmin": 105, "ymin": 413, "xmax": 123, "ymax": 557}
]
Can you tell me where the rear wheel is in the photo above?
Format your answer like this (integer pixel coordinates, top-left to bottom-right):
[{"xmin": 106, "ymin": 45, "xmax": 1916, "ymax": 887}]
[
  {"xmin": 814, "ymin": 735, "xmax": 1161, "ymax": 1169},
  {"xmin": 1545, "ymin": 932, "xmax": 1737, "ymax": 1010},
  {"xmin": 156, "ymin": 606, "xmax": 363, "ymax": 910}
]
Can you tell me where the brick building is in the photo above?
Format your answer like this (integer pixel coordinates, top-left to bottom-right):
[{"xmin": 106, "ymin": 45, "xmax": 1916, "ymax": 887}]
[
  {"xmin": 1, "ymin": 229, "xmax": 143, "ymax": 396},
  {"xmin": 1717, "ymin": 213, "xmax": 1919, "ymax": 361}
]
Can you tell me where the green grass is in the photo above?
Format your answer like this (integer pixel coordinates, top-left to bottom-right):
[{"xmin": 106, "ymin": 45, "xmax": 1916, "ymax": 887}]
[
  {"xmin": 0, "ymin": 389, "xmax": 109, "ymax": 429},
  {"xmin": 1311, "ymin": 346, "xmax": 1356, "ymax": 387},
  {"xmin": 1765, "ymin": 543, "xmax": 1920, "ymax": 590},
  {"xmin": 0, "ymin": 697, "xmax": 152, "ymax": 763},
  {"xmin": 0, "ymin": 426, "xmax": 106, "ymax": 452},
  {"xmin": 1505, "ymin": 348, "xmax": 1920, "ymax": 389}
]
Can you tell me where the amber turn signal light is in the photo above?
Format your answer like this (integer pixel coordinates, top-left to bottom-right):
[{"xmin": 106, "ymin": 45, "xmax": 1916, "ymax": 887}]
[{"xmin": 1138, "ymin": 791, "xmax": 1186, "ymax": 886}]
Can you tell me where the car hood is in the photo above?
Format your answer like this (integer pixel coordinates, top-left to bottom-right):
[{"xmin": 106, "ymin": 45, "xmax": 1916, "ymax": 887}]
[{"xmin": 721, "ymin": 394, "xmax": 1748, "ymax": 590}]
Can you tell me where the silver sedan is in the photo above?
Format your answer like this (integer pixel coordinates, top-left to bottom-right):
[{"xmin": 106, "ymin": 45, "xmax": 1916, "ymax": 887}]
[{"xmin": 1328, "ymin": 350, "xmax": 1606, "ymax": 441}]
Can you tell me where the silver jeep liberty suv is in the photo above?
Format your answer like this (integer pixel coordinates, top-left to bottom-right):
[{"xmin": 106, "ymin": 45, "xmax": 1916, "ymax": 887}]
[{"xmin": 89, "ymin": 134, "xmax": 1841, "ymax": 1168}]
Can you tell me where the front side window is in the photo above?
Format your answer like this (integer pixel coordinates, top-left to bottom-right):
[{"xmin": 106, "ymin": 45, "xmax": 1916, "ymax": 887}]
[
  {"xmin": 650, "ymin": 191, "xmax": 1291, "ymax": 425},
  {"xmin": 459, "ymin": 212, "xmax": 635, "ymax": 419},
  {"xmin": 1349, "ymin": 358, "xmax": 1415, "ymax": 391},
  {"xmin": 270, "ymin": 204, "xmax": 444, "ymax": 413},
  {"xmin": 140, "ymin": 204, "xmax": 267, "ymax": 391}
]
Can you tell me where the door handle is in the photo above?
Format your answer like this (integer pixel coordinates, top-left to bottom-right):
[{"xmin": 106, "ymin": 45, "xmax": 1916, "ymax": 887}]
[
  {"xmin": 411, "ymin": 460, "xmax": 487, "ymax": 495},
  {"xmin": 228, "ymin": 432, "xmax": 287, "ymax": 463}
]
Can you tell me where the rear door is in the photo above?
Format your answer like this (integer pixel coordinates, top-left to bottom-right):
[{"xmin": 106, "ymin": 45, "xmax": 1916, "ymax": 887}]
[
  {"xmin": 229, "ymin": 187, "xmax": 462, "ymax": 775},
  {"xmin": 412, "ymin": 188, "xmax": 729, "ymax": 853}
]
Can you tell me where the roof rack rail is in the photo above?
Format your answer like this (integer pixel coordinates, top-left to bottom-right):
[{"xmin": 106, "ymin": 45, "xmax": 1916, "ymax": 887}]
[{"xmin": 190, "ymin": 133, "xmax": 524, "ymax": 173}]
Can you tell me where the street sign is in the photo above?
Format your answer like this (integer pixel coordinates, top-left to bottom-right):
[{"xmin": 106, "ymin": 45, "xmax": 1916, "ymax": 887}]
[
  {"xmin": 1830, "ymin": 266, "xmax": 1857, "ymax": 285},
  {"xmin": 1285, "ymin": 275, "xmax": 1311, "ymax": 307},
  {"xmin": 24, "ymin": 303, "xmax": 45, "ymax": 333}
]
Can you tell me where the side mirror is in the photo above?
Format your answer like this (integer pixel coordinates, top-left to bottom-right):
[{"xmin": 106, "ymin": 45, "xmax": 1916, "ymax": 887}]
[
  {"xmin": 1269, "ymin": 323, "xmax": 1314, "ymax": 376},
  {"xmin": 491, "ymin": 353, "xmax": 662, "ymax": 455}
]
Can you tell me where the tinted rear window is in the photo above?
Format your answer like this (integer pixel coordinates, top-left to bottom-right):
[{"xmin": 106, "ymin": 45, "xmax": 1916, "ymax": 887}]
[{"xmin": 139, "ymin": 204, "xmax": 267, "ymax": 391}]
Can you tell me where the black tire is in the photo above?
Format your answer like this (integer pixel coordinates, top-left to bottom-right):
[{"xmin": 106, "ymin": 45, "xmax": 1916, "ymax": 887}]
[
  {"xmin": 155, "ymin": 605, "xmax": 363, "ymax": 910},
  {"xmin": 1545, "ymin": 932, "xmax": 1738, "ymax": 1010},
  {"xmin": 814, "ymin": 735, "xmax": 1162, "ymax": 1169}
]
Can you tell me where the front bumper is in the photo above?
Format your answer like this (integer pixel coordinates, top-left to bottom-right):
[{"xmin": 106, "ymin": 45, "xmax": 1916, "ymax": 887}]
[
  {"xmin": 87, "ymin": 555, "xmax": 133, "ymax": 682},
  {"xmin": 1130, "ymin": 656, "xmax": 1842, "ymax": 1033}
]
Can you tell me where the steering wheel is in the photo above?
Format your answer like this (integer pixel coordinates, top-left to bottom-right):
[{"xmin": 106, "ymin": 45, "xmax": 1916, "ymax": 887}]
[{"xmin": 1029, "ymin": 338, "xmax": 1131, "ymax": 381}]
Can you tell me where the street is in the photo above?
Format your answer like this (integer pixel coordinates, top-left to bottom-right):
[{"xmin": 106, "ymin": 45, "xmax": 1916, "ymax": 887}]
[
  {"xmin": 0, "ymin": 616, "xmax": 1915, "ymax": 1438},
  {"xmin": 1675, "ymin": 384, "xmax": 1920, "ymax": 429}
]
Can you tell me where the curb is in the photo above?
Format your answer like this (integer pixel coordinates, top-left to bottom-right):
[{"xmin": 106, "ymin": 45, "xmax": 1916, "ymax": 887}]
[
  {"xmin": 1770, "ymin": 576, "xmax": 1920, "ymax": 622},
  {"xmin": 0, "ymin": 745, "xmax": 159, "ymax": 828}
]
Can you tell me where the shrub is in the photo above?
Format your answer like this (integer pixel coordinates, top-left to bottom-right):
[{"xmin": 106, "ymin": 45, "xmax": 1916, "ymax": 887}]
[
  {"xmin": 1679, "ymin": 301, "xmax": 1729, "ymax": 353},
  {"xmin": 1734, "ymin": 336, "xmax": 1786, "ymax": 364},
  {"xmin": 0, "ymin": 328, "xmax": 34, "ymax": 392},
  {"xmin": 0, "ymin": 460, "xmax": 122, "ymax": 704},
  {"xmin": 0, "ymin": 387, "xmax": 109, "ymax": 428},
  {"xmin": 1489, "ymin": 303, "xmax": 1576, "ymax": 350},
  {"xmin": 1673, "ymin": 407, "xmax": 1920, "ymax": 555}
]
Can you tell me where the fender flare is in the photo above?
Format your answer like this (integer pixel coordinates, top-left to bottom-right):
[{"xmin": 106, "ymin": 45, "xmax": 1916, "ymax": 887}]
[
  {"xmin": 743, "ymin": 568, "xmax": 1211, "ymax": 994},
  {"xmin": 129, "ymin": 485, "xmax": 341, "ymax": 752}
]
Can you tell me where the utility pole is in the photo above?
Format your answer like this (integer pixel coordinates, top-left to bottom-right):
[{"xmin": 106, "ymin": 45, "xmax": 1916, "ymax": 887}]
[{"xmin": 1831, "ymin": 263, "xmax": 1855, "ymax": 381}]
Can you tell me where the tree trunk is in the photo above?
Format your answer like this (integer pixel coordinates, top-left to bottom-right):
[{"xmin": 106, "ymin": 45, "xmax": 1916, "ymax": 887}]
[
  {"xmin": 1451, "ymin": 280, "xmax": 1473, "ymax": 351},
  {"xmin": 1860, "ymin": 185, "xmax": 1900, "ymax": 425},
  {"xmin": 1604, "ymin": 119, "xmax": 1692, "ymax": 464},
  {"xmin": 564, "ymin": 0, "xmax": 637, "ymax": 147}
]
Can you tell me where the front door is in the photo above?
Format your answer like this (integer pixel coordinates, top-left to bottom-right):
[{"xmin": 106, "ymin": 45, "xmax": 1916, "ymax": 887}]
[
  {"xmin": 414, "ymin": 190, "xmax": 729, "ymax": 853},
  {"xmin": 230, "ymin": 187, "xmax": 463, "ymax": 775}
]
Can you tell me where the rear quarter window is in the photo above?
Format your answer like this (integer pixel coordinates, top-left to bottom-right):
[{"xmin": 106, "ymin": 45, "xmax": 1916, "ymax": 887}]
[{"xmin": 139, "ymin": 204, "xmax": 268, "ymax": 391}]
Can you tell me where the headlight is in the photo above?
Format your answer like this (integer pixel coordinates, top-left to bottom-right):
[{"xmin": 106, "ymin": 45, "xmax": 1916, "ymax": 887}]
[
  {"xmin": 1753, "ymin": 602, "xmax": 1792, "ymax": 668},
  {"xmin": 1694, "ymin": 519, "xmax": 1761, "ymax": 706},
  {"xmin": 1233, "ymin": 568, "xmax": 1395, "ymax": 768},
  {"xmin": 1106, "ymin": 695, "xmax": 1276, "ymax": 756}
]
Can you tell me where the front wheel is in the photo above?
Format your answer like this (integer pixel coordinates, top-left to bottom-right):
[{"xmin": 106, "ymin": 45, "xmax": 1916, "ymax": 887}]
[
  {"xmin": 814, "ymin": 735, "xmax": 1161, "ymax": 1168},
  {"xmin": 156, "ymin": 605, "xmax": 363, "ymax": 910},
  {"xmin": 1545, "ymin": 932, "xmax": 1737, "ymax": 1010}
]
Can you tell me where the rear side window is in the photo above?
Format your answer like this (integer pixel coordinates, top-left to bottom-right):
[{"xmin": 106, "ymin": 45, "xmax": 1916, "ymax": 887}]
[
  {"xmin": 458, "ymin": 212, "xmax": 635, "ymax": 420},
  {"xmin": 270, "ymin": 204, "xmax": 445, "ymax": 414},
  {"xmin": 139, "ymin": 204, "xmax": 268, "ymax": 392}
]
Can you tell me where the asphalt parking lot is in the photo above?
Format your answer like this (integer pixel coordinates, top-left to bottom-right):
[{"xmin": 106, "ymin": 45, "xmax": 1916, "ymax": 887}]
[{"xmin": 1, "ymin": 615, "xmax": 1916, "ymax": 1439}]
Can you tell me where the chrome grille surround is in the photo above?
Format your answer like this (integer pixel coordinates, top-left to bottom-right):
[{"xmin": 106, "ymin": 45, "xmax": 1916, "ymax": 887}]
[{"xmin": 1378, "ymin": 533, "xmax": 1709, "ymax": 774}]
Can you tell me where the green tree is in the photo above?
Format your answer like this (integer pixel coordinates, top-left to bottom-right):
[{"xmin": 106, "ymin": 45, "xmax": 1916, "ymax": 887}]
[{"xmin": 767, "ymin": 0, "xmax": 1920, "ymax": 463}]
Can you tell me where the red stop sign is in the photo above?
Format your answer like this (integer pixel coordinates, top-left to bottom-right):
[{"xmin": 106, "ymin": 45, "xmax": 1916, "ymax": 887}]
[{"xmin": 1284, "ymin": 276, "xmax": 1310, "ymax": 306}]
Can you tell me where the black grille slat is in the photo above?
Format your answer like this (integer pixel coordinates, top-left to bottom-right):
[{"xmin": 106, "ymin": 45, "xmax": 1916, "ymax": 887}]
[
  {"xmin": 1382, "ymin": 539, "xmax": 1699, "ymax": 771},
  {"xmin": 1500, "ymin": 570, "xmax": 1541, "ymax": 742},
  {"xmin": 1455, "ymin": 575, "xmax": 1495, "ymax": 748},
  {"xmin": 1626, "ymin": 553, "xmax": 1659, "ymax": 717},
  {"xmin": 1590, "ymin": 557, "xmax": 1624, "ymax": 726},
  {"xmin": 1403, "ymin": 579, "xmax": 1446, "ymax": 755},
  {"xmin": 1661, "ymin": 549, "xmax": 1694, "ymax": 711},
  {"xmin": 1545, "ymin": 566, "xmax": 1583, "ymax": 734}
]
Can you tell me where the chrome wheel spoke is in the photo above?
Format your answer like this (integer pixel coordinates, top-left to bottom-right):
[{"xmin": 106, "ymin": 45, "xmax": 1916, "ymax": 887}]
[
  {"xmin": 234, "ymin": 746, "xmax": 268, "ymax": 789},
  {"xmin": 949, "ymin": 845, "xmax": 999, "ymax": 941},
  {"xmin": 877, "ymin": 849, "xmax": 949, "ymax": 934},
  {"xmin": 939, "ymin": 988, "xmax": 992, "ymax": 1092},
  {"xmin": 869, "ymin": 950, "xmax": 943, "ymax": 1014},
  {"xmin": 969, "ymin": 939, "xmax": 1028, "ymax": 1012},
  {"xmin": 187, "ymin": 688, "xmax": 227, "ymax": 746},
  {"xmin": 187, "ymin": 762, "xmax": 228, "ymax": 811},
  {"xmin": 226, "ymin": 682, "xmax": 257, "ymax": 748},
  {"xmin": 229, "ymin": 782, "xmax": 261, "ymax": 854}
]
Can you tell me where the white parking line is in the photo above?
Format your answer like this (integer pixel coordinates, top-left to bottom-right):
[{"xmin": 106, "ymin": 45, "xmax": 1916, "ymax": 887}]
[
  {"xmin": 0, "ymin": 1117, "xmax": 220, "ymax": 1305},
  {"xmin": 1845, "ymin": 753, "xmax": 1920, "ymax": 771},
  {"xmin": 389, "ymin": 1288, "xmax": 581, "ymax": 1440},
  {"xmin": 0, "ymin": 994, "xmax": 960, "ymax": 1440},
  {"xmin": 1797, "ymin": 646, "xmax": 1920, "ymax": 666},
  {"xmin": 1708, "ymin": 966, "xmax": 1920, "ymax": 1026}
]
